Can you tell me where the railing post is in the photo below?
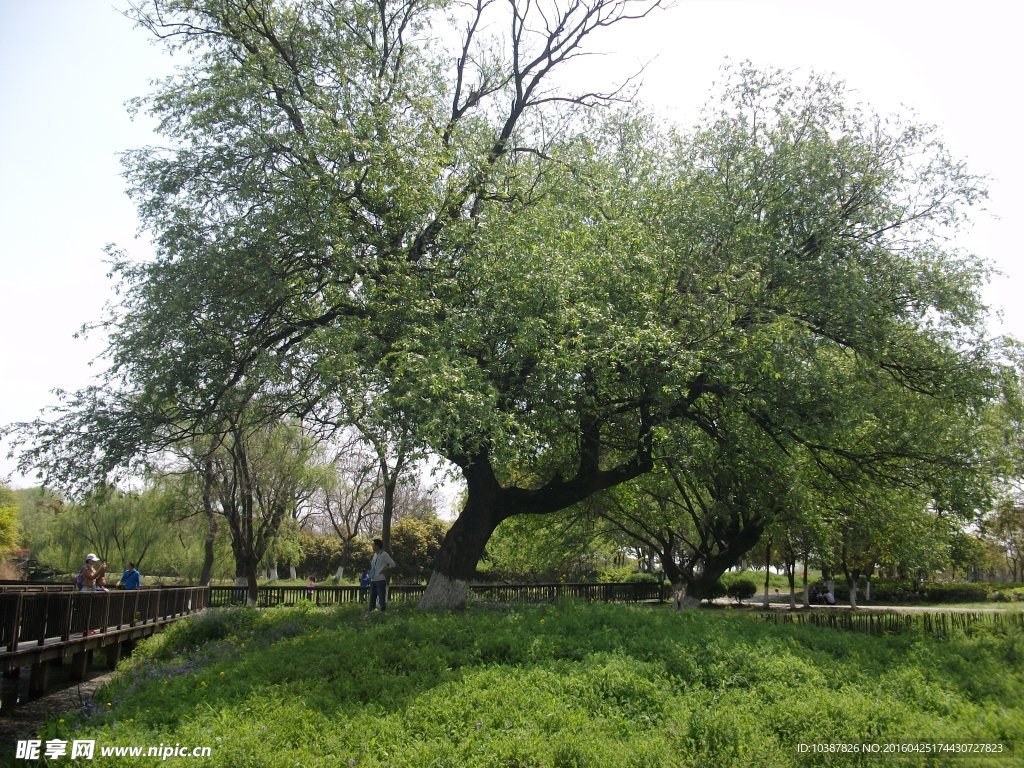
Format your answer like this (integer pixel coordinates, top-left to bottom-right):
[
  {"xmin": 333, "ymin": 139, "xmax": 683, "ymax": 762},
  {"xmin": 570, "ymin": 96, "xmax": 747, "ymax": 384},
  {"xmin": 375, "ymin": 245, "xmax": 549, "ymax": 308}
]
[
  {"xmin": 5, "ymin": 594, "xmax": 23, "ymax": 653},
  {"xmin": 102, "ymin": 592, "xmax": 111, "ymax": 634},
  {"xmin": 83, "ymin": 596, "xmax": 94, "ymax": 638},
  {"xmin": 62, "ymin": 594, "xmax": 74, "ymax": 642}
]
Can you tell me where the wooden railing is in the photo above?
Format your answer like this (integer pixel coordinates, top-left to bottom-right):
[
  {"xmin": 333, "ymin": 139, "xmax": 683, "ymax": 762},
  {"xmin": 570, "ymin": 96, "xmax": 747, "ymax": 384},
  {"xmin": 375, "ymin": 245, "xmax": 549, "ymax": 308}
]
[
  {"xmin": 209, "ymin": 581, "xmax": 665, "ymax": 608},
  {"xmin": 0, "ymin": 582, "xmax": 75, "ymax": 593},
  {"xmin": 0, "ymin": 587, "xmax": 208, "ymax": 655},
  {"xmin": 1, "ymin": 581, "xmax": 661, "ymax": 644}
]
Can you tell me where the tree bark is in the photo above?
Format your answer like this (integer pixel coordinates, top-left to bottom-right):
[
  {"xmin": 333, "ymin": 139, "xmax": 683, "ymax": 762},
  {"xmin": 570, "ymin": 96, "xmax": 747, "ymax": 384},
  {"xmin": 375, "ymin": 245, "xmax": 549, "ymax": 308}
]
[
  {"xmin": 672, "ymin": 582, "xmax": 700, "ymax": 610},
  {"xmin": 198, "ymin": 458, "xmax": 218, "ymax": 586},
  {"xmin": 246, "ymin": 558, "xmax": 259, "ymax": 607},
  {"xmin": 381, "ymin": 476, "xmax": 397, "ymax": 553},
  {"xmin": 843, "ymin": 567, "xmax": 858, "ymax": 609},
  {"xmin": 801, "ymin": 557, "xmax": 810, "ymax": 609},
  {"xmin": 419, "ymin": 460, "xmax": 506, "ymax": 609},
  {"xmin": 763, "ymin": 541, "xmax": 772, "ymax": 610}
]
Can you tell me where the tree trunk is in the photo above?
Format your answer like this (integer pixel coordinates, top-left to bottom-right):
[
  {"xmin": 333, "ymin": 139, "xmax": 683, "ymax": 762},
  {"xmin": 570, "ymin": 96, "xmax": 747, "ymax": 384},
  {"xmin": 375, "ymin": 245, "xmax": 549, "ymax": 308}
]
[
  {"xmin": 419, "ymin": 442, "xmax": 648, "ymax": 609},
  {"xmin": 419, "ymin": 460, "xmax": 506, "ymax": 610},
  {"xmin": 289, "ymin": 565, "xmax": 297, "ymax": 580},
  {"xmin": 844, "ymin": 569, "xmax": 858, "ymax": 609},
  {"xmin": 763, "ymin": 541, "xmax": 771, "ymax": 610},
  {"xmin": 381, "ymin": 478, "xmax": 397, "ymax": 553},
  {"xmin": 672, "ymin": 582, "xmax": 700, "ymax": 610},
  {"xmin": 243, "ymin": 553, "xmax": 260, "ymax": 607},
  {"xmin": 199, "ymin": 458, "xmax": 218, "ymax": 587},
  {"xmin": 644, "ymin": 517, "xmax": 769, "ymax": 609},
  {"xmin": 199, "ymin": 509, "xmax": 217, "ymax": 587},
  {"xmin": 801, "ymin": 559, "xmax": 809, "ymax": 609}
]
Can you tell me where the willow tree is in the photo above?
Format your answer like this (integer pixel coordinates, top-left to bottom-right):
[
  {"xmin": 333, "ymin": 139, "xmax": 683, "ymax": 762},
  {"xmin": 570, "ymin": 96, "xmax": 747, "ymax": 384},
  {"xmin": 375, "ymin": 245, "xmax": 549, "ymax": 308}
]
[{"xmin": 204, "ymin": 412, "xmax": 323, "ymax": 604}]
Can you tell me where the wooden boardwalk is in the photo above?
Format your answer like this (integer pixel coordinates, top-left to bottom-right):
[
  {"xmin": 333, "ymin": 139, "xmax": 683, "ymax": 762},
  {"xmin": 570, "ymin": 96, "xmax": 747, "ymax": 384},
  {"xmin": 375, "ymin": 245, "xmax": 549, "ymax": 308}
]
[{"xmin": 0, "ymin": 587, "xmax": 207, "ymax": 709}]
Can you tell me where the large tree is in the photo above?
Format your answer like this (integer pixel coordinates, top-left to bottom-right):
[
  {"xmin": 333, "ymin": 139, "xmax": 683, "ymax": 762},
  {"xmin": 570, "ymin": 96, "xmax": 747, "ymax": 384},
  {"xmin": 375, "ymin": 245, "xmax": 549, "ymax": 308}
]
[
  {"xmin": 4, "ymin": 0, "xmax": 1007, "ymax": 612},
  {"xmin": 6, "ymin": 0, "xmax": 668, "ymax": 606}
]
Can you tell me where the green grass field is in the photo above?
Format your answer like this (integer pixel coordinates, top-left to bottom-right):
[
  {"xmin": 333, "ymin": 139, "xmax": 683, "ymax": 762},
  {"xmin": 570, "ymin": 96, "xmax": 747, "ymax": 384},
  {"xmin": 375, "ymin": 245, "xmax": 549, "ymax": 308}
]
[{"xmin": 26, "ymin": 602, "xmax": 1023, "ymax": 767}]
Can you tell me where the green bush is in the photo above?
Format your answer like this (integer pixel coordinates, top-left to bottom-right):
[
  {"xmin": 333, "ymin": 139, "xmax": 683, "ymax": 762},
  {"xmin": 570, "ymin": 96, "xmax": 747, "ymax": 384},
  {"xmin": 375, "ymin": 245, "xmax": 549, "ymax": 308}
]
[
  {"xmin": 821, "ymin": 579, "xmax": 1014, "ymax": 604},
  {"xmin": 920, "ymin": 582, "xmax": 989, "ymax": 603},
  {"xmin": 725, "ymin": 579, "xmax": 757, "ymax": 603},
  {"xmin": 989, "ymin": 586, "xmax": 1024, "ymax": 602},
  {"xmin": 702, "ymin": 580, "xmax": 727, "ymax": 603},
  {"xmin": 862, "ymin": 579, "xmax": 917, "ymax": 602},
  {"xmin": 624, "ymin": 571, "xmax": 660, "ymax": 584}
]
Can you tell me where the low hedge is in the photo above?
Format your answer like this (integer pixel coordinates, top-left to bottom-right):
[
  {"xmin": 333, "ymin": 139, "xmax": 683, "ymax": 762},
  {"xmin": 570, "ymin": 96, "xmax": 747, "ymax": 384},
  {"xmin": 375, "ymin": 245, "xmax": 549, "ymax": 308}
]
[
  {"xmin": 817, "ymin": 579, "xmax": 1021, "ymax": 604},
  {"xmin": 986, "ymin": 585, "xmax": 1024, "ymax": 602}
]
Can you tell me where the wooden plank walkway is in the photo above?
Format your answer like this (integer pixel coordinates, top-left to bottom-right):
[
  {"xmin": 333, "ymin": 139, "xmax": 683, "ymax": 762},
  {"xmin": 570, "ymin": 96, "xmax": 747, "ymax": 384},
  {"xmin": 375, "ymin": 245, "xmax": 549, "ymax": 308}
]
[{"xmin": 0, "ymin": 587, "xmax": 207, "ymax": 709}]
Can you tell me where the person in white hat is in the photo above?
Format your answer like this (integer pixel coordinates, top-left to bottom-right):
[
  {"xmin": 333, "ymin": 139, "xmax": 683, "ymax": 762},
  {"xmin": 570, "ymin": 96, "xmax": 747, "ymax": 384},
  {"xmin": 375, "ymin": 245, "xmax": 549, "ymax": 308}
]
[{"xmin": 78, "ymin": 553, "xmax": 108, "ymax": 592}]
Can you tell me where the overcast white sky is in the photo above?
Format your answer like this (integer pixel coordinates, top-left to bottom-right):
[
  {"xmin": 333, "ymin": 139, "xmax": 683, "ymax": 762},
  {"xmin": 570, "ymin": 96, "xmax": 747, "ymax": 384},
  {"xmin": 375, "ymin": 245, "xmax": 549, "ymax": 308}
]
[{"xmin": 1, "ymin": 0, "xmax": 1022, "ymax": 487}]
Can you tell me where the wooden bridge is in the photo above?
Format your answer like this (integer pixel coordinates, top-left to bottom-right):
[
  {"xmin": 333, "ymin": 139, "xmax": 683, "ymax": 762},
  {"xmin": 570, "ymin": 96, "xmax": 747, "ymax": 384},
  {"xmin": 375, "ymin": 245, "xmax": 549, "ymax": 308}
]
[{"xmin": 0, "ymin": 586, "xmax": 207, "ymax": 710}]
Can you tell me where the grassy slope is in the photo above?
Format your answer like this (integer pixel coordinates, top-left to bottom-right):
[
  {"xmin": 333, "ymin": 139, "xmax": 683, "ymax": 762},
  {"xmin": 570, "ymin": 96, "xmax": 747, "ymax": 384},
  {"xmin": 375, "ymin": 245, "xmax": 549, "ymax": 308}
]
[{"xmin": 32, "ymin": 603, "xmax": 1024, "ymax": 767}]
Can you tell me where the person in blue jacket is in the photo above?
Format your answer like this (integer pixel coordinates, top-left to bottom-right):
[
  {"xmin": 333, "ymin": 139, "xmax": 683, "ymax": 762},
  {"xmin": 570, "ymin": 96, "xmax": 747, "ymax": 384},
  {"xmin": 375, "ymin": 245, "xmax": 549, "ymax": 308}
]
[
  {"xmin": 117, "ymin": 562, "xmax": 142, "ymax": 590},
  {"xmin": 359, "ymin": 570, "xmax": 371, "ymax": 602}
]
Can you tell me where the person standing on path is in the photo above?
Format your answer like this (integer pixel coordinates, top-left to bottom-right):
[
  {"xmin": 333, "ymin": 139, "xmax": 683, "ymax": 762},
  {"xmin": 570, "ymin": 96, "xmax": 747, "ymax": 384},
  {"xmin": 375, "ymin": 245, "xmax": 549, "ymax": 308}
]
[
  {"xmin": 367, "ymin": 538, "xmax": 396, "ymax": 612},
  {"xmin": 78, "ymin": 554, "xmax": 107, "ymax": 592},
  {"xmin": 117, "ymin": 562, "xmax": 142, "ymax": 589}
]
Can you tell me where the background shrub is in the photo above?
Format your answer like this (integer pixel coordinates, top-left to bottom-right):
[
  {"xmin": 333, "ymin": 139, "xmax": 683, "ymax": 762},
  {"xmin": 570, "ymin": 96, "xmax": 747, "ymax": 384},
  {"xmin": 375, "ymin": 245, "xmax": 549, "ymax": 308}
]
[{"xmin": 725, "ymin": 579, "xmax": 757, "ymax": 603}]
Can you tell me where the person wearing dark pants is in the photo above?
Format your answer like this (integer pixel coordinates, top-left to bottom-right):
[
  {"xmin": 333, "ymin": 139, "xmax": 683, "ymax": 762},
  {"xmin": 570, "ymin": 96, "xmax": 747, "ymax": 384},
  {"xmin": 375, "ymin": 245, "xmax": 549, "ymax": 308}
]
[{"xmin": 368, "ymin": 538, "xmax": 396, "ymax": 612}]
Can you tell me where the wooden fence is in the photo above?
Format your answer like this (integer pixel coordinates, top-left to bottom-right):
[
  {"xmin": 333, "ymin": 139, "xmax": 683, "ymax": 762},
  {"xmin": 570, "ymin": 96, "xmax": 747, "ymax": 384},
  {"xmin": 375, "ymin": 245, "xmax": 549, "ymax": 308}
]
[
  {"xmin": 755, "ymin": 609, "xmax": 1024, "ymax": 638},
  {"xmin": 209, "ymin": 581, "xmax": 666, "ymax": 608}
]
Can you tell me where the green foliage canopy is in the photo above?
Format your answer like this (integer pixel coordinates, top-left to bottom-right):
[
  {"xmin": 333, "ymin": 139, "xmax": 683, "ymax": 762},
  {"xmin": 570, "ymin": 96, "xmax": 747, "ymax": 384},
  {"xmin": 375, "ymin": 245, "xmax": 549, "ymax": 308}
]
[{"xmin": 2, "ymin": 1, "xmax": 1011, "ymax": 609}]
